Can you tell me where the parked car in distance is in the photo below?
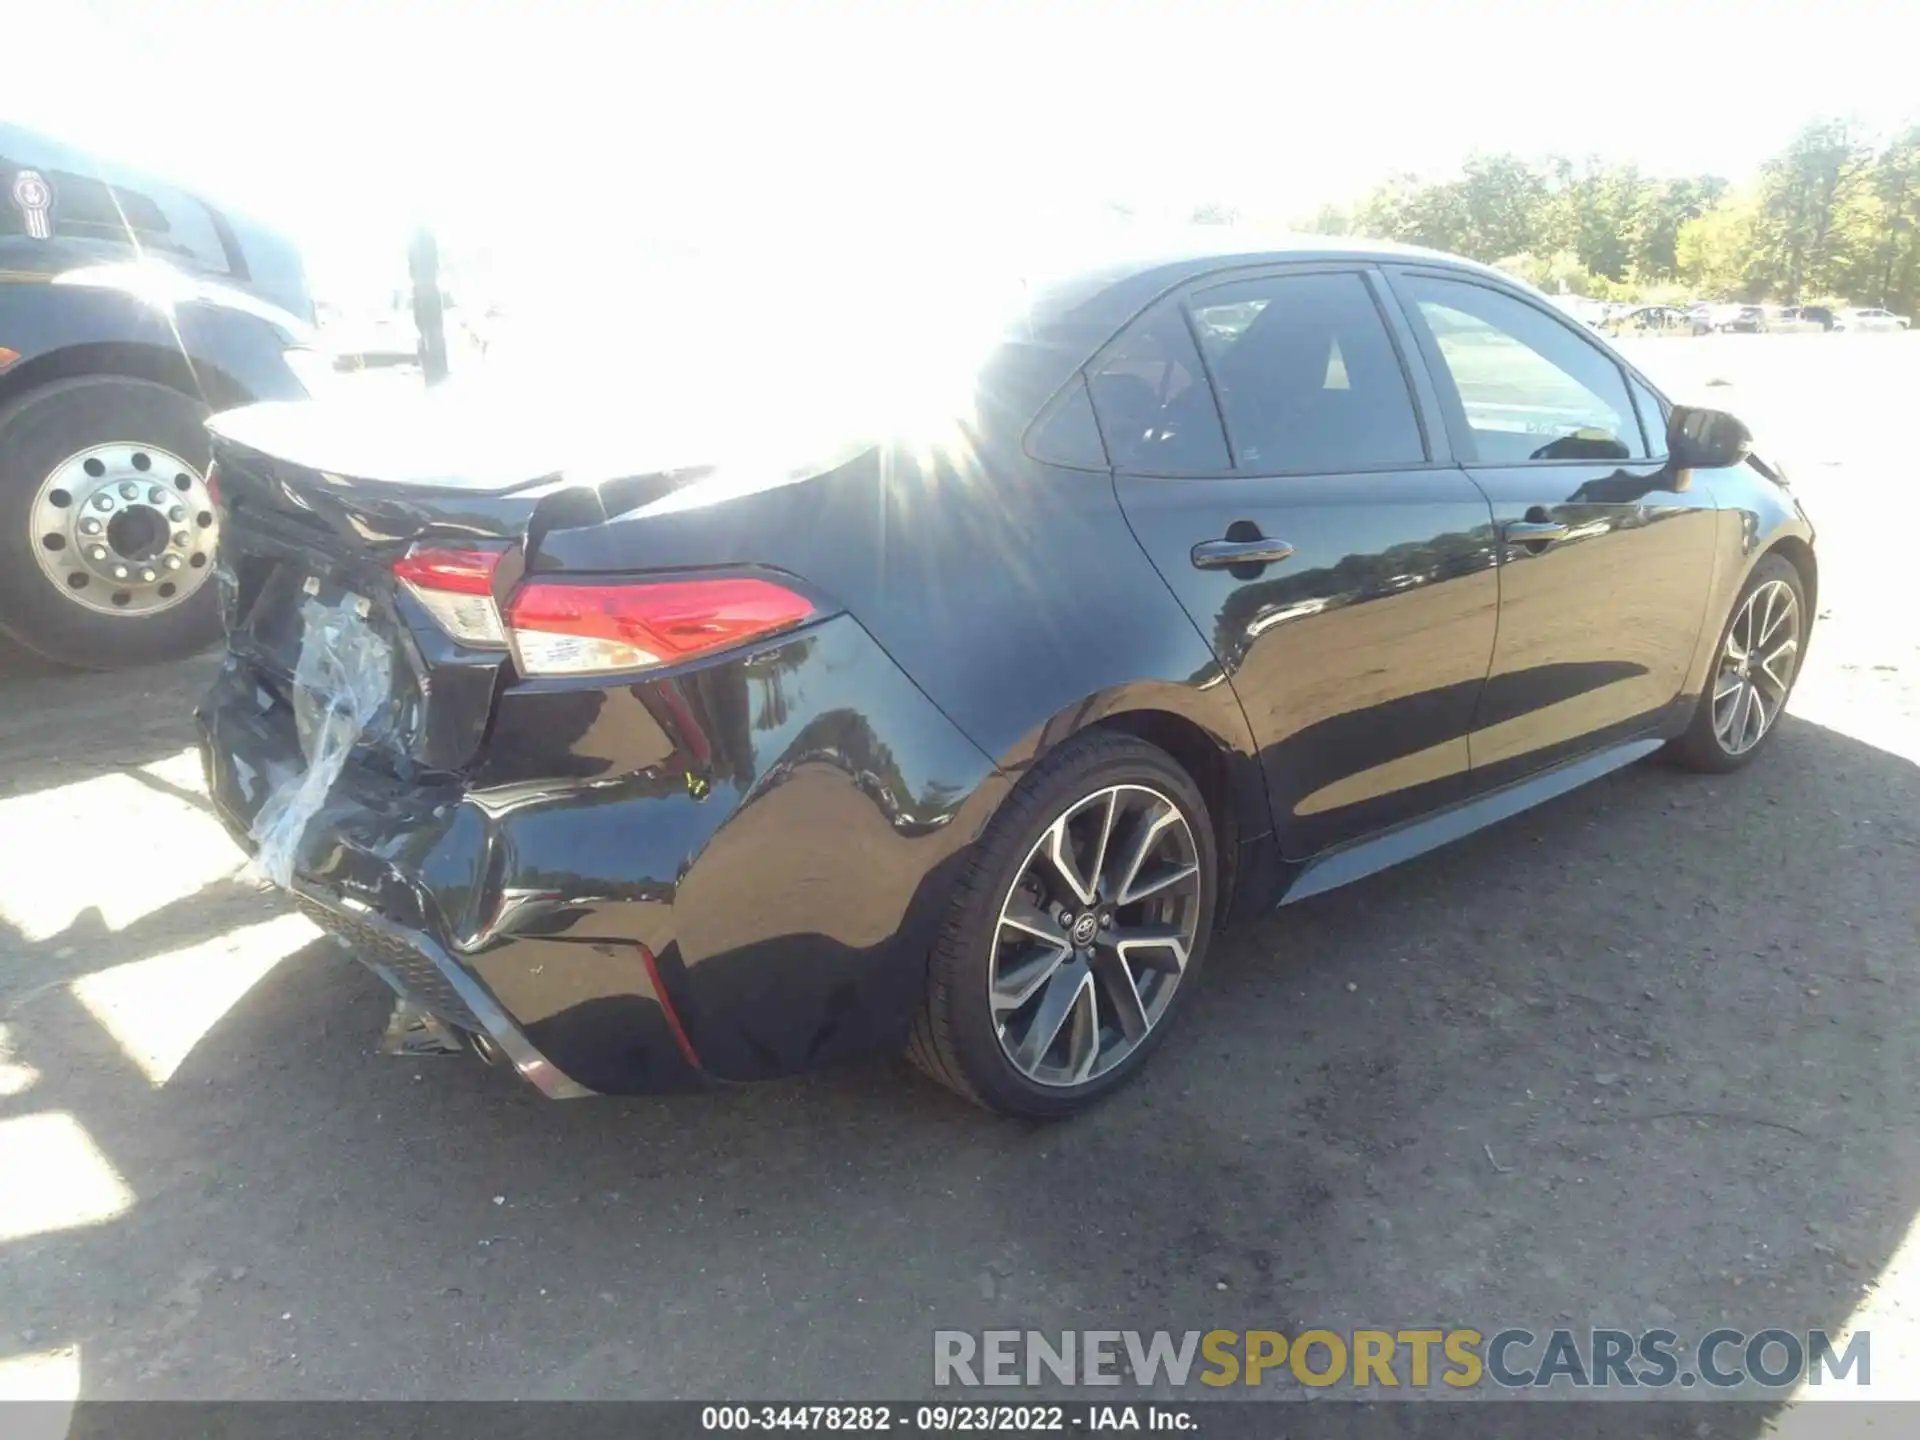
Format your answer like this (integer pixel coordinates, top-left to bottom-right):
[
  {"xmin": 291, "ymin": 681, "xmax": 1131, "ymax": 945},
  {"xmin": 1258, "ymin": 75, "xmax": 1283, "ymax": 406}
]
[
  {"xmin": 1549, "ymin": 294, "xmax": 1606, "ymax": 329},
  {"xmin": 1833, "ymin": 306, "xmax": 1911, "ymax": 332},
  {"xmin": 1770, "ymin": 305, "xmax": 1835, "ymax": 333},
  {"xmin": 196, "ymin": 234, "xmax": 1816, "ymax": 1119},
  {"xmin": 1622, "ymin": 305, "xmax": 1689, "ymax": 332},
  {"xmin": 1719, "ymin": 304, "xmax": 1767, "ymax": 333},
  {"xmin": 1686, "ymin": 303, "xmax": 1717, "ymax": 336},
  {"xmin": 2, "ymin": 121, "xmax": 316, "ymax": 668}
]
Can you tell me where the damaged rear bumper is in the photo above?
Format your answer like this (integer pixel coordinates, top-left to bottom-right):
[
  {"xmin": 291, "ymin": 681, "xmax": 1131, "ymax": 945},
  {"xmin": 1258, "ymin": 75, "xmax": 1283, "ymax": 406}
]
[
  {"xmin": 194, "ymin": 611, "xmax": 1006, "ymax": 1098},
  {"xmin": 286, "ymin": 882, "xmax": 596, "ymax": 1099},
  {"xmin": 195, "ymin": 655, "xmax": 702, "ymax": 1098}
]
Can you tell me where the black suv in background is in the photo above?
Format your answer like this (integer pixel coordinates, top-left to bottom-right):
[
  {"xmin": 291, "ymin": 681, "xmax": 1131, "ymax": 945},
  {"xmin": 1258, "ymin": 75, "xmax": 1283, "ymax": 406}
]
[{"xmin": 1, "ymin": 121, "xmax": 316, "ymax": 668}]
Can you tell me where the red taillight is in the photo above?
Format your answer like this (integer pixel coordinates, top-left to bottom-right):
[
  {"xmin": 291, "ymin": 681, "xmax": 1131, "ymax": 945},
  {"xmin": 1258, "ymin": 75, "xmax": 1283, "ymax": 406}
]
[
  {"xmin": 392, "ymin": 546, "xmax": 501, "ymax": 595},
  {"xmin": 392, "ymin": 544, "xmax": 508, "ymax": 646},
  {"xmin": 506, "ymin": 577, "xmax": 813, "ymax": 677}
]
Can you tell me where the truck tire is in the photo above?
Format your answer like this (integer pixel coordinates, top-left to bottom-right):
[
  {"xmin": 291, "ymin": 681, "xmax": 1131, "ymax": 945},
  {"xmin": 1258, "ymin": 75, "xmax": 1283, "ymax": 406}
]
[{"xmin": 0, "ymin": 375, "xmax": 222, "ymax": 669}]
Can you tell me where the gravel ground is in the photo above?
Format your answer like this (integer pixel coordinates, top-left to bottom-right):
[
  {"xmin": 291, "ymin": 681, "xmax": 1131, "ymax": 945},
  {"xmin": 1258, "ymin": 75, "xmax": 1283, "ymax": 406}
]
[{"xmin": 1, "ymin": 336, "xmax": 1916, "ymax": 1422}]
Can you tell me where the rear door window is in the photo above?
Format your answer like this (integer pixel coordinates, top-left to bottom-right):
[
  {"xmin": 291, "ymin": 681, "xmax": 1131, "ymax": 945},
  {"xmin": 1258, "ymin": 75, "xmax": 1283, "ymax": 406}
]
[
  {"xmin": 1087, "ymin": 305, "xmax": 1230, "ymax": 473},
  {"xmin": 1187, "ymin": 271, "xmax": 1426, "ymax": 472},
  {"xmin": 1025, "ymin": 376, "xmax": 1109, "ymax": 470}
]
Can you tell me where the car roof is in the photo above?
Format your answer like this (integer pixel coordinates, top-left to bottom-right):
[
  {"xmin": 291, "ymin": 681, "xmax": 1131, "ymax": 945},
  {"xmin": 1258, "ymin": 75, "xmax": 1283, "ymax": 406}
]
[
  {"xmin": 980, "ymin": 227, "xmax": 1516, "ymax": 428},
  {"xmin": 1022, "ymin": 227, "xmax": 1511, "ymax": 307}
]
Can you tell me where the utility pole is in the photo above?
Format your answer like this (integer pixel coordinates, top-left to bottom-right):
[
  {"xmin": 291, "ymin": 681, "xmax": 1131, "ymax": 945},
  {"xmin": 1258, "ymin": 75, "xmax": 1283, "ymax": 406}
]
[{"xmin": 408, "ymin": 227, "xmax": 449, "ymax": 385}]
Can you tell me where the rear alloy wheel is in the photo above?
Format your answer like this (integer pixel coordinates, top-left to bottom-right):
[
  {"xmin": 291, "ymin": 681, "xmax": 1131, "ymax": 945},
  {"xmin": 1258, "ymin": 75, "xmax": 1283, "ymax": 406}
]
[
  {"xmin": 990, "ymin": 784, "xmax": 1201, "ymax": 1087},
  {"xmin": 1669, "ymin": 554, "xmax": 1807, "ymax": 773},
  {"xmin": 909, "ymin": 733, "xmax": 1217, "ymax": 1117},
  {"xmin": 0, "ymin": 377, "xmax": 220, "ymax": 669}
]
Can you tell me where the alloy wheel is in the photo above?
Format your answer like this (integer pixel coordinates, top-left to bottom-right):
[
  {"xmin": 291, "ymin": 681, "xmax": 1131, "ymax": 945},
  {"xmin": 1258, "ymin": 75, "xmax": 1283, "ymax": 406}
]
[
  {"xmin": 1713, "ymin": 578, "xmax": 1799, "ymax": 756},
  {"xmin": 989, "ymin": 783, "xmax": 1202, "ymax": 1088},
  {"xmin": 29, "ymin": 443, "xmax": 218, "ymax": 617}
]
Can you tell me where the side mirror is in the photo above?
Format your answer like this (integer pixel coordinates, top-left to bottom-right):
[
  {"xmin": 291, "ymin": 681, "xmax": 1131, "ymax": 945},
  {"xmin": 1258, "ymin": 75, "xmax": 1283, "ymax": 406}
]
[{"xmin": 1668, "ymin": 405, "xmax": 1752, "ymax": 469}]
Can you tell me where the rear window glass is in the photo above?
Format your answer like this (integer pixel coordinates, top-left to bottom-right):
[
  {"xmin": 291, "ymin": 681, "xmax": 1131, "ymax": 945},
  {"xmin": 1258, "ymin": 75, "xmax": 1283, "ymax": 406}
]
[
  {"xmin": 1087, "ymin": 305, "xmax": 1230, "ymax": 473},
  {"xmin": 1188, "ymin": 271, "xmax": 1425, "ymax": 472},
  {"xmin": 1025, "ymin": 377, "xmax": 1109, "ymax": 470}
]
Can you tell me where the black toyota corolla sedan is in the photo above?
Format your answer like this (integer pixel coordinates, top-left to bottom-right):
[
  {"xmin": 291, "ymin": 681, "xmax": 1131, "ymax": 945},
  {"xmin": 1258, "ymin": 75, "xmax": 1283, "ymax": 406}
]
[{"xmin": 197, "ymin": 234, "xmax": 1815, "ymax": 1118}]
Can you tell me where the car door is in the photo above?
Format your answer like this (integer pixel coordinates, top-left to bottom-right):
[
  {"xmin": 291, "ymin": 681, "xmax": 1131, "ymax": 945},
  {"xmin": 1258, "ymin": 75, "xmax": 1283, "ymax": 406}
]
[
  {"xmin": 1385, "ymin": 268, "xmax": 1718, "ymax": 787},
  {"xmin": 1097, "ymin": 266, "xmax": 1501, "ymax": 859}
]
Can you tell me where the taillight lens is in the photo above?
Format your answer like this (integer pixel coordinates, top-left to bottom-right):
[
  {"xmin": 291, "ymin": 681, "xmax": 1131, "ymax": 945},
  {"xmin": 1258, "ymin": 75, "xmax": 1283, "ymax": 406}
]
[
  {"xmin": 392, "ymin": 544, "xmax": 508, "ymax": 646},
  {"xmin": 506, "ymin": 577, "xmax": 813, "ymax": 677}
]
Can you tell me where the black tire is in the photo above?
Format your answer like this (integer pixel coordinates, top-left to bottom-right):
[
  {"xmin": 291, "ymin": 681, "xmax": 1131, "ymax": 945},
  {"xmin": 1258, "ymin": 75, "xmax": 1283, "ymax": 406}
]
[
  {"xmin": 0, "ymin": 376, "xmax": 219, "ymax": 669},
  {"xmin": 1667, "ymin": 553, "xmax": 1807, "ymax": 773},
  {"xmin": 907, "ymin": 731, "xmax": 1218, "ymax": 1118}
]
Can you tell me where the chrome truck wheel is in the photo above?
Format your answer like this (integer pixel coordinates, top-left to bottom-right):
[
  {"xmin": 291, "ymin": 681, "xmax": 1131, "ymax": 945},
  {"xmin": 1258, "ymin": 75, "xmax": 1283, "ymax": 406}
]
[
  {"xmin": 0, "ymin": 376, "xmax": 220, "ymax": 668},
  {"xmin": 29, "ymin": 442, "xmax": 217, "ymax": 617}
]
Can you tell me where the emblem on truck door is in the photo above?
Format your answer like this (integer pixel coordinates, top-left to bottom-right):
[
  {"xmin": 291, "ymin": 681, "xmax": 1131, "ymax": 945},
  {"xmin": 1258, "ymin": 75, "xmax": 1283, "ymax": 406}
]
[{"xmin": 9, "ymin": 169, "xmax": 53, "ymax": 239}]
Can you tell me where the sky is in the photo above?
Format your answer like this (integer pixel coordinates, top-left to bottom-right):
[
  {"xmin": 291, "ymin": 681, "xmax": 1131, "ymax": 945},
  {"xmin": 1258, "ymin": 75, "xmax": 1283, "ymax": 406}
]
[{"xmin": 9, "ymin": 0, "xmax": 1918, "ymax": 298}]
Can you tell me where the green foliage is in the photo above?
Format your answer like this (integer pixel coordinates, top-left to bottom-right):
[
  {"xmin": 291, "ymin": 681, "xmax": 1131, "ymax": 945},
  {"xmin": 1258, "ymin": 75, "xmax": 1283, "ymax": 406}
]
[
  {"xmin": 1863, "ymin": 125, "xmax": 1920, "ymax": 311},
  {"xmin": 1676, "ymin": 194, "xmax": 1759, "ymax": 298},
  {"xmin": 1296, "ymin": 120, "xmax": 1920, "ymax": 315},
  {"xmin": 1747, "ymin": 119, "xmax": 1879, "ymax": 300},
  {"xmin": 1493, "ymin": 249, "xmax": 1593, "ymax": 296}
]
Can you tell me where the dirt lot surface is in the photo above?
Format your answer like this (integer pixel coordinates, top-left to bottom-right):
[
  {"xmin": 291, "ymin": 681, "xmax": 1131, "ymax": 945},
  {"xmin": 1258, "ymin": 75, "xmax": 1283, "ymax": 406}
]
[{"xmin": 2, "ymin": 336, "xmax": 1916, "ymax": 1421}]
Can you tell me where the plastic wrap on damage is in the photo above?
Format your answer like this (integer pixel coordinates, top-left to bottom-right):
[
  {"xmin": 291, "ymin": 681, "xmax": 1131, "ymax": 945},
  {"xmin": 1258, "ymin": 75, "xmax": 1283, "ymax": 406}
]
[{"xmin": 248, "ymin": 595, "xmax": 395, "ymax": 887}]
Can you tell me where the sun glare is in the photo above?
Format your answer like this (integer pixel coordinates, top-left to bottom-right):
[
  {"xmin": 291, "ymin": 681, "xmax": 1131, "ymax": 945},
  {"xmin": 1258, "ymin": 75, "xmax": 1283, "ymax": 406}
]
[
  {"xmin": 0, "ymin": 1112, "xmax": 133, "ymax": 1244},
  {"xmin": 0, "ymin": 1343, "xmax": 81, "ymax": 1408},
  {"xmin": 0, "ymin": 751, "xmax": 244, "ymax": 942},
  {"xmin": 0, "ymin": 1024, "xmax": 41, "ymax": 1100},
  {"xmin": 67, "ymin": 914, "xmax": 318, "ymax": 1087}
]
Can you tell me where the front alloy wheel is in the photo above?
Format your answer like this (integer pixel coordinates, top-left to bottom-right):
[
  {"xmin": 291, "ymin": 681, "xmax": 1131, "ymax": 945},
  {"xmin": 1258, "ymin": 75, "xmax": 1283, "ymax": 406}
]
[
  {"xmin": 1669, "ymin": 553, "xmax": 1808, "ymax": 773},
  {"xmin": 909, "ymin": 732, "xmax": 1217, "ymax": 1118},
  {"xmin": 1711, "ymin": 577, "xmax": 1799, "ymax": 756}
]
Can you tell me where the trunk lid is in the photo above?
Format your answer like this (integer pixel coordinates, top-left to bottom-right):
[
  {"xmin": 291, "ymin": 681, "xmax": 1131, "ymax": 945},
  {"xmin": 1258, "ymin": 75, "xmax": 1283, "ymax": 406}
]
[{"xmin": 208, "ymin": 396, "xmax": 701, "ymax": 775}]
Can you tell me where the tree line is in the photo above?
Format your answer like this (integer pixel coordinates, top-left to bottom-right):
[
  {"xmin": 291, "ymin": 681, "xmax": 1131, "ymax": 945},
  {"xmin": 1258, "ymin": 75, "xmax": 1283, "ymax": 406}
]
[{"xmin": 1262, "ymin": 119, "xmax": 1920, "ymax": 312}]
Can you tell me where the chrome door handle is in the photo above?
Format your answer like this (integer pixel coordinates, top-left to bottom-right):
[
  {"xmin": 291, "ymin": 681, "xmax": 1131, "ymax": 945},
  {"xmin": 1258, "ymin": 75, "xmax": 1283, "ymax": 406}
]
[
  {"xmin": 1502, "ymin": 519, "xmax": 1569, "ymax": 544},
  {"xmin": 1191, "ymin": 538, "xmax": 1296, "ymax": 570}
]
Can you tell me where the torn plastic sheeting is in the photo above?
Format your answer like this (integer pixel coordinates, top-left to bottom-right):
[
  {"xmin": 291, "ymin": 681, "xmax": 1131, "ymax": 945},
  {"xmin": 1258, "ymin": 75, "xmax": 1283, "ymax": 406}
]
[{"xmin": 248, "ymin": 595, "xmax": 395, "ymax": 887}]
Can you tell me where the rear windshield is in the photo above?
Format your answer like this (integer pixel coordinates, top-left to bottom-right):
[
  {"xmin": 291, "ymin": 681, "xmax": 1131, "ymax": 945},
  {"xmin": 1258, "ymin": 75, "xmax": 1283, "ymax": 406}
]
[{"xmin": 478, "ymin": 244, "xmax": 1108, "ymax": 468}]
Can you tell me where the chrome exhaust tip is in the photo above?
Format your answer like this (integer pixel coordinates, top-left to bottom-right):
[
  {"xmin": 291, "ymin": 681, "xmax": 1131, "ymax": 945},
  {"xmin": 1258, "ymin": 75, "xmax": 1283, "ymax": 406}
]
[{"xmin": 468, "ymin": 1029, "xmax": 506, "ymax": 1067}]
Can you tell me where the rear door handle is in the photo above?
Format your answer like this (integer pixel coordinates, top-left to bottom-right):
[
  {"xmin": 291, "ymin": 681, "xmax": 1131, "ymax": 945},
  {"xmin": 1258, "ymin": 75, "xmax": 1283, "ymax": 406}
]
[
  {"xmin": 1191, "ymin": 538, "xmax": 1296, "ymax": 570},
  {"xmin": 1501, "ymin": 519, "xmax": 1569, "ymax": 544}
]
